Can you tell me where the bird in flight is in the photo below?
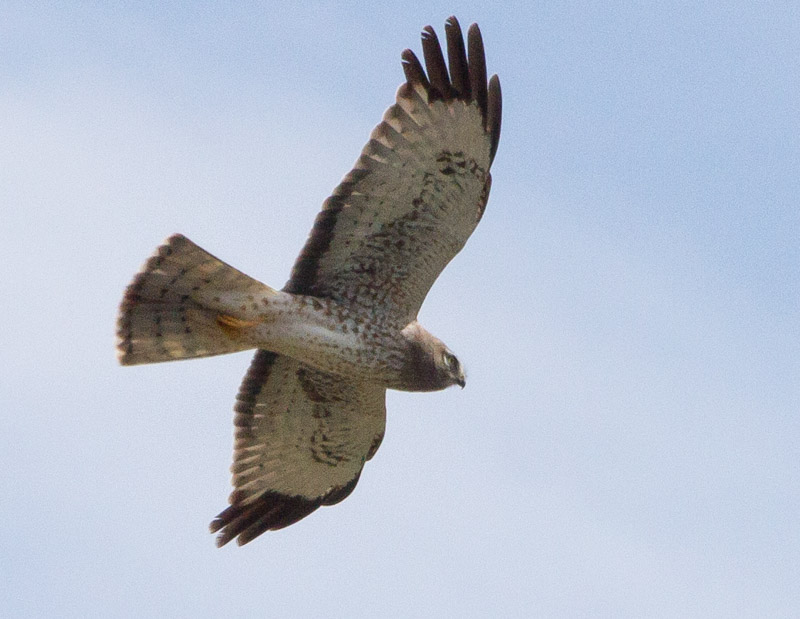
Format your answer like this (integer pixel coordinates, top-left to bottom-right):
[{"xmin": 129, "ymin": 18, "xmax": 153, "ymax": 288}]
[{"xmin": 117, "ymin": 16, "xmax": 501, "ymax": 546}]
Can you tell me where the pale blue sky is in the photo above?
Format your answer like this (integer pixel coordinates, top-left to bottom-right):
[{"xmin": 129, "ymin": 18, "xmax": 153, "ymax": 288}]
[{"xmin": 2, "ymin": 2, "xmax": 798, "ymax": 617}]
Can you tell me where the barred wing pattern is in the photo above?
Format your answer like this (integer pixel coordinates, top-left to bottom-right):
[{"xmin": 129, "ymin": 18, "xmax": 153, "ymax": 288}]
[
  {"xmin": 210, "ymin": 351, "xmax": 385, "ymax": 546},
  {"xmin": 211, "ymin": 17, "xmax": 501, "ymax": 545},
  {"xmin": 286, "ymin": 17, "xmax": 501, "ymax": 324}
]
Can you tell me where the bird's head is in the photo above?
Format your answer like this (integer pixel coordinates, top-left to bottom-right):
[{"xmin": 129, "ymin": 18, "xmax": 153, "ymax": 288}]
[
  {"xmin": 400, "ymin": 322, "xmax": 466, "ymax": 391},
  {"xmin": 440, "ymin": 348, "xmax": 466, "ymax": 389}
]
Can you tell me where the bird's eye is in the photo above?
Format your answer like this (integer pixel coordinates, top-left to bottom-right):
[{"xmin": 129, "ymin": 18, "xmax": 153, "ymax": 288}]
[{"xmin": 443, "ymin": 352, "xmax": 457, "ymax": 370}]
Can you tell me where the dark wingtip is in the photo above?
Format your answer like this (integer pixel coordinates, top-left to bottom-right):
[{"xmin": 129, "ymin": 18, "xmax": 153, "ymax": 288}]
[
  {"xmin": 210, "ymin": 492, "xmax": 323, "ymax": 547},
  {"xmin": 400, "ymin": 48, "xmax": 429, "ymax": 90},
  {"xmin": 444, "ymin": 16, "xmax": 469, "ymax": 99},
  {"xmin": 420, "ymin": 24, "xmax": 451, "ymax": 100},
  {"xmin": 402, "ymin": 18, "xmax": 501, "ymax": 167},
  {"xmin": 466, "ymin": 23, "xmax": 488, "ymax": 119},
  {"xmin": 487, "ymin": 74, "xmax": 502, "ymax": 164},
  {"xmin": 209, "ymin": 474, "xmax": 362, "ymax": 546}
]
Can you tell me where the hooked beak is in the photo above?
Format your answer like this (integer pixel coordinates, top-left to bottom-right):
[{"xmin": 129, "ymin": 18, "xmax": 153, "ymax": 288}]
[{"xmin": 456, "ymin": 372, "xmax": 466, "ymax": 389}]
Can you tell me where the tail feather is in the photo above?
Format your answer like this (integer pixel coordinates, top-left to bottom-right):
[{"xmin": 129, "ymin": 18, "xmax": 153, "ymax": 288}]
[{"xmin": 117, "ymin": 234, "xmax": 274, "ymax": 365}]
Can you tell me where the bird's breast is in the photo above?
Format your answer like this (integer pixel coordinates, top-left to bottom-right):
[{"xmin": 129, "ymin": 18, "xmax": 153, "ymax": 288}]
[{"xmin": 247, "ymin": 292, "xmax": 409, "ymax": 385}]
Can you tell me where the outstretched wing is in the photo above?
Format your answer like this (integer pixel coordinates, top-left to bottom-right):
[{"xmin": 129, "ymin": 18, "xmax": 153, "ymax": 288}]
[
  {"xmin": 211, "ymin": 351, "xmax": 385, "ymax": 546},
  {"xmin": 286, "ymin": 17, "xmax": 502, "ymax": 324}
]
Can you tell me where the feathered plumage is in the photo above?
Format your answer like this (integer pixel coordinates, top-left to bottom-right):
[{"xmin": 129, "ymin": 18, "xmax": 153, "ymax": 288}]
[{"xmin": 118, "ymin": 16, "xmax": 501, "ymax": 546}]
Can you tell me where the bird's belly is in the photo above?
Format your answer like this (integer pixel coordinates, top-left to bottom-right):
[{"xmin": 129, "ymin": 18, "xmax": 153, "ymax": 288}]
[{"xmin": 246, "ymin": 292, "xmax": 407, "ymax": 385}]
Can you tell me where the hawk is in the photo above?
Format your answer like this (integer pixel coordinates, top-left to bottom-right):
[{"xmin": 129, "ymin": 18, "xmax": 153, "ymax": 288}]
[{"xmin": 117, "ymin": 17, "xmax": 501, "ymax": 546}]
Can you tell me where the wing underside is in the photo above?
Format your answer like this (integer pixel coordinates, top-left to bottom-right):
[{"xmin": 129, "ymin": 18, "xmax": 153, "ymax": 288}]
[
  {"xmin": 286, "ymin": 16, "xmax": 501, "ymax": 323},
  {"xmin": 211, "ymin": 351, "xmax": 385, "ymax": 546}
]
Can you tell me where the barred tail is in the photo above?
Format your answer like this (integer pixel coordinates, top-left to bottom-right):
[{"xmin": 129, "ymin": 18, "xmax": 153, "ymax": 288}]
[{"xmin": 117, "ymin": 234, "xmax": 275, "ymax": 365}]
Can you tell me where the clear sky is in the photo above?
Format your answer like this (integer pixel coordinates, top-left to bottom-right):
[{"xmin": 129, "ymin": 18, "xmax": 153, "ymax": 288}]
[{"xmin": 2, "ymin": 1, "xmax": 798, "ymax": 616}]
